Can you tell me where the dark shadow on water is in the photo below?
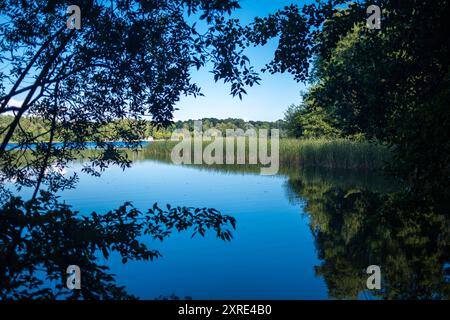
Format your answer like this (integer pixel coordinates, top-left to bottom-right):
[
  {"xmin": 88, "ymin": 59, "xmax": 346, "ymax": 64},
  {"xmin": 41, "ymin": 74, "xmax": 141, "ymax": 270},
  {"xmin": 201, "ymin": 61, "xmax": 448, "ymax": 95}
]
[{"xmin": 285, "ymin": 171, "xmax": 449, "ymax": 300}]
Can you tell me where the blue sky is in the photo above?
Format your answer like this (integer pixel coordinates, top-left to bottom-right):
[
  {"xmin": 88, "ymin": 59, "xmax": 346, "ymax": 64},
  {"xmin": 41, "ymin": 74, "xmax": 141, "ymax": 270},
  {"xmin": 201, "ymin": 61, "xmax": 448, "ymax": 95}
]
[
  {"xmin": 2, "ymin": 1, "xmax": 313, "ymax": 122},
  {"xmin": 175, "ymin": 0, "xmax": 313, "ymax": 121}
]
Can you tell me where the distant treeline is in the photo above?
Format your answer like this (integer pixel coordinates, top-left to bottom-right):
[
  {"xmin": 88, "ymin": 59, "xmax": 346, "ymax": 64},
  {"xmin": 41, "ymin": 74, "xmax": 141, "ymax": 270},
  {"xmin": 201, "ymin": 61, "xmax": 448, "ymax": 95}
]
[
  {"xmin": 0, "ymin": 115, "xmax": 286, "ymax": 142},
  {"xmin": 167, "ymin": 118, "xmax": 286, "ymax": 138}
]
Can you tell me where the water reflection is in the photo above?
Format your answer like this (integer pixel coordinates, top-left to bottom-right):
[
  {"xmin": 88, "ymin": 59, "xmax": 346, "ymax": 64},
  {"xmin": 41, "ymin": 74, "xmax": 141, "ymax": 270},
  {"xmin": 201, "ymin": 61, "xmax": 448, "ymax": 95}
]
[
  {"xmin": 287, "ymin": 170, "xmax": 449, "ymax": 299},
  {"xmin": 1, "ymin": 147, "xmax": 448, "ymax": 299},
  {"xmin": 0, "ymin": 193, "xmax": 235, "ymax": 299},
  {"xmin": 139, "ymin": 150, "xmax": 449, "ymax": 299}
]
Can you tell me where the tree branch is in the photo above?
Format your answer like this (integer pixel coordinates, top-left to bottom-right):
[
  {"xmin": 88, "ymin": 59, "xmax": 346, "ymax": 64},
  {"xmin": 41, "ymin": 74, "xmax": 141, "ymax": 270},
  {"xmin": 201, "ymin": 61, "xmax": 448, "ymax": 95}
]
[{"xmin": 0, "ymin": 26, "xmax": 66, "ymax": 114}]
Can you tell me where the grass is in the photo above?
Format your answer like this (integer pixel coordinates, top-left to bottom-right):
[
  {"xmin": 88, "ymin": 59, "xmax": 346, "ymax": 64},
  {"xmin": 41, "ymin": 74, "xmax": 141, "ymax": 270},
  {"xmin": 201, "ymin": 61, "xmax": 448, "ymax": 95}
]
[
  {"xmin": 279, "ymin": 138, "xmax": 391, "ymax": 170},
  {"xmin": 143, "ymin": 138, "xmax": 391, "ymax": 170}
]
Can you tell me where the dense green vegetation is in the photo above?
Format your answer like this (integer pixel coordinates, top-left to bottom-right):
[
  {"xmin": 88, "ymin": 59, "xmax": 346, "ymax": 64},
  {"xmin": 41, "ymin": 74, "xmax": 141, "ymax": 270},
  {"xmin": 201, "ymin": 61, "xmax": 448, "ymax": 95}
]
[
  {"xmin": 284, "ymin": 104, "xmax": 342, "ymax": 139},
  {"xmin": 280, "ymin": 3, "xmax": 449, "ymax": 200},
  {"xmin": 152, "ymin": 118, "xmax": 286, "ymax": 139},
  {"xmin": 0, "ymin": 115, "xmax": 286, "ymax": 142},
  {"xmin": 144, "ymin": 138, "xmax": 390, "ymax": 170},
  {"xmin": 279, "ymin": 139, "xmax": 389, "ymax": 169}
]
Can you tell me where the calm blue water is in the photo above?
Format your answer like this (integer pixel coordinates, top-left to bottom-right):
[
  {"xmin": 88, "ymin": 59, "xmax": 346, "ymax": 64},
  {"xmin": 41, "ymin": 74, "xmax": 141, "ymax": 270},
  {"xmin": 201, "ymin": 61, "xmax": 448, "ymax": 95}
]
[
  {"xmin": 4, "ymin": 146, "xmax": 447, "ymax": 300},
  {"xmin": 5, "ymin": 141, "xmax": 149, "ymax": 151},
  {"xmin": 34, "ymin": 160, "xmax": 328, "ymax": 299}
]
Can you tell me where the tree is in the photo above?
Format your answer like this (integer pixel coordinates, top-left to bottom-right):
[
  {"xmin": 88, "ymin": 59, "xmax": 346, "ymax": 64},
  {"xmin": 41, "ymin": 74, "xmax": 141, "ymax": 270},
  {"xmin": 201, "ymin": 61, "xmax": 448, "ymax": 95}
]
[
  {"xmin": 309, "ymin": 24, "xmax": 390, "ymax": 137},
  {"xmin": 256, "ymin": 2, "xmax": 449, "ymax": 298},
  {"xmin": 283, "ymin": 104, "xmax": 303, "ymax": 138},
  {"xmin": 249, "ymin": 0, "xmax": 449, "ymax": 206},
  {"xmin": 0, "ymin": 0, "xmax": 261, "ymax": 195},
  {"xmin": 0, "ymin": 0, "xmax": 254, "ymax": 299},
  {"xmin": 283, "ymin": 102, "xmax": 341, "ymax": 139},
  {"xmin": 309, "ymin": 1, "xmax": 450, "ymax": 205}
]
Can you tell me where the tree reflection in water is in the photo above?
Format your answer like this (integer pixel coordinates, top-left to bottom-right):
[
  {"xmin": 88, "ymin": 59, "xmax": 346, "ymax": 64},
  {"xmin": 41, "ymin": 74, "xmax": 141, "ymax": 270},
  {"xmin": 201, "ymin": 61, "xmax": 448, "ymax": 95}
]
[
  {"xmin": 1, "ymin": 156, "xmax": 448, "ymax": 300},
  {"xmin": 286, "ymin": 169, "xmax": 449, "ymax": 300},
  {"xmin": 0, "ymin": 192, "xmax": 235, "ymax": 299},
  {"xmin": 108, "ymin": 153, "xmax": 449, "ymax": 300}
]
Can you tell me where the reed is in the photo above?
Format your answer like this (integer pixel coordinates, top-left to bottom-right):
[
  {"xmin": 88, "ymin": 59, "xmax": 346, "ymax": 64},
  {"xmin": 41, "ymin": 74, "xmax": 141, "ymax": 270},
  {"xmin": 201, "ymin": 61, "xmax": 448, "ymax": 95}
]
[
  {"xmin": 279, "ymin": 138, "xmax": 390, "ymax": 170},
  {"xmin": 143, "ymin": 138, "xmax": 391, "ymax": 170}
]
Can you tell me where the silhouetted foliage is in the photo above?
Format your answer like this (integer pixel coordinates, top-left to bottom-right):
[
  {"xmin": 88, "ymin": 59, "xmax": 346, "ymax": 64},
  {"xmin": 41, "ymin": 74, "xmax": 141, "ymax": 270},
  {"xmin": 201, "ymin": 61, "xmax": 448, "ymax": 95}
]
[
  {"xmin": 0, "ymin": 192, "xmax": 236, "ymax": 299},
  {"xmin": 1, "ymin": 0, "xmax": 449, "ymax": 301},
  {"xmin": 0, "ymin": 0, "xmax": 260, "ymax": 193},
  {"xmin": 264, "ymin": 1, "xmax": 450, "ymax": 204}
]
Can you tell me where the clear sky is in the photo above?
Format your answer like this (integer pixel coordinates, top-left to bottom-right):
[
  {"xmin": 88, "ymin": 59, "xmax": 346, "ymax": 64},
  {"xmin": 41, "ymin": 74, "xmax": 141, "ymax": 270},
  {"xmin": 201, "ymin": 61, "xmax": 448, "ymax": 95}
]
[{"xmin": 175, "ymin": 0, "xmax": 312, "ymax": 121}]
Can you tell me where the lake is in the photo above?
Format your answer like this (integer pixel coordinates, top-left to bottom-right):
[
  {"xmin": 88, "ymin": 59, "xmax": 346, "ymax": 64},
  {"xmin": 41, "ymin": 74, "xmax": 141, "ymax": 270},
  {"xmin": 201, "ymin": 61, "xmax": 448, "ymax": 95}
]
[{"xmin": 4, "ymin": 147, "xmax": 448, "ymax": 300}]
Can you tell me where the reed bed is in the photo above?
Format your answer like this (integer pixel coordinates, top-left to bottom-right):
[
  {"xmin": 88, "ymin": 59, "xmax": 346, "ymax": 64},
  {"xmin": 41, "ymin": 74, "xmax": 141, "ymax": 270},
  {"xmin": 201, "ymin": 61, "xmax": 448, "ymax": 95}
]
[
  {"xmin": 143, "ymin": 138, "xmax": 391, "ymax": 170},
  {"xmin": 279, "ymin": 138, "xmax": 390, "ymax": 169}
]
